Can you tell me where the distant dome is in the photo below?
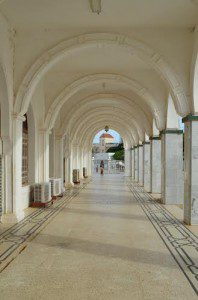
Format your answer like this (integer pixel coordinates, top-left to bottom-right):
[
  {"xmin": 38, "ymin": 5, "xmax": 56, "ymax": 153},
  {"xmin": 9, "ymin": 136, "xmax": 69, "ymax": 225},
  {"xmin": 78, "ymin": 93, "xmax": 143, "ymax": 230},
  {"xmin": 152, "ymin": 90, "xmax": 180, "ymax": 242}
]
[{"xmin": 100, "ymin": 133, "xmax": 114, "ymax": 139}]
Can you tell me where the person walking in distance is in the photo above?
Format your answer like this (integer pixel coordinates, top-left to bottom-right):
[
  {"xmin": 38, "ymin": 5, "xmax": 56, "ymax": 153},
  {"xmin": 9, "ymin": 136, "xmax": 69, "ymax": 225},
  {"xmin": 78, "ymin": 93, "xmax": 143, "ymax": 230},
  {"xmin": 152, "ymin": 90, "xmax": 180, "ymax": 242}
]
[{"xmin": 100, "ymin": 160, "xmax": 104, "ymax": 175}]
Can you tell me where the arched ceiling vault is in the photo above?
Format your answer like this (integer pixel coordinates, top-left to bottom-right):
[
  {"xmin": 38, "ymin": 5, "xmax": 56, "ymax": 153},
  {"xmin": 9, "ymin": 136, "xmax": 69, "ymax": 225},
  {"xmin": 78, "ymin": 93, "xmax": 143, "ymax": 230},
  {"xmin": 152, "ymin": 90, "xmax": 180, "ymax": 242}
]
[
  {"xmin": 70, "ymin": 113, "xmax": 138, "ymax": 148},
  {"xmin": 65, "ymin": 107, "xmax": 144, "ymax": 144},
  {"xmin": 59, "ymin": 94, "xmax": 152, "ymax": 136},
  {"xmin": 45, "ymin": 73, "xmax": 164, "ymax": 130},
  {"xmin": 14, "ymin": 33, "xmax": 189, "ymax": 121},
  {"xmin": 60, "ymin": 103, "xmax": 151, "ymax": 138},
  {"xmin": 81, "ymin": 121, "xmax": 133, "ymax": 150}
]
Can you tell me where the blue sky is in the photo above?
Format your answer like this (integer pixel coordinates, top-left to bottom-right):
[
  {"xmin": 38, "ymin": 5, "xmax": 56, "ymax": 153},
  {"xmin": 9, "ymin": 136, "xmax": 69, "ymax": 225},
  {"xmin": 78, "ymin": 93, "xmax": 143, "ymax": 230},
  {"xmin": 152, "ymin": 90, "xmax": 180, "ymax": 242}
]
[{"xmin": 93, "ymin": 129, "xmax": 121, "ymax": 144}]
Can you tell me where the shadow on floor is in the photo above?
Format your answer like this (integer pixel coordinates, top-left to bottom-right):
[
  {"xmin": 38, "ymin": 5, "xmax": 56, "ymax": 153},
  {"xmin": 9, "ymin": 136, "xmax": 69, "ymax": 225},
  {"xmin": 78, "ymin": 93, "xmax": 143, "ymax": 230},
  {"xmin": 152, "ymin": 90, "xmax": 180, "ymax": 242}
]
[
  {"xmin": 62, "ymin": 207, "xmax": 147, "ymax": 221},
  {"xmin": 32, "ymin": 234, "xmax": 177, "ymax": 269}
]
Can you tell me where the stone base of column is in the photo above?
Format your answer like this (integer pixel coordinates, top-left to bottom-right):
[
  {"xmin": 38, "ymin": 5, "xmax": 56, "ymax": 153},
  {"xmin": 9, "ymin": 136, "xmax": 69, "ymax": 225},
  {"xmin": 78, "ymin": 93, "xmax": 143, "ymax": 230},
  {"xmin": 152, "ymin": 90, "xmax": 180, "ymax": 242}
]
[
  {"xmin": 1, "ymin": 211, "xmax": 25, "ymax": 224},
  {"xmin": 65, "ymin": 182, "xmax": 74, "ymax": 189}
]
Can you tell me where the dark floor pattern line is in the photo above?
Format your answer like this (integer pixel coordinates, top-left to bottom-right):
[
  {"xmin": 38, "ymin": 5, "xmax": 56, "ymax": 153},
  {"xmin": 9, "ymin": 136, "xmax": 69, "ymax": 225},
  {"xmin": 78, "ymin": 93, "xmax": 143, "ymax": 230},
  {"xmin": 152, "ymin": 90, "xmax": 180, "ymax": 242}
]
[
  {"xmin": 126, "ymin": 179, "xmax": 198, "ymax": 296},
  {"xmin": 0, "ymin": 181, "xmax": 88, "ymax": 271}
]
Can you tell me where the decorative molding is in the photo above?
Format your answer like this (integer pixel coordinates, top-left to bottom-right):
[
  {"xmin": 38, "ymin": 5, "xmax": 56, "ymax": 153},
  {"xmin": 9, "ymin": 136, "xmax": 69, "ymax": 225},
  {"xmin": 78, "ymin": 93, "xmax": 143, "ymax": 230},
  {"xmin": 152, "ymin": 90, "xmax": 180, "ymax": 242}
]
[
  {"xmin": 149, "ymin": 136, "xmax": 161, "ymax": 140},
  {"xmin": 182, "ymin": 114, "xmax": 198, "ymax": 123},
  {"xmin": 14, "ymin": 33, "xmax": 189, "ymax": 121},
  {"xmin": 143, "ymin": 141, "xmax": 150, "ymax": 145},
  {"xmin": 12, "ymin": 113, "xmax": 26, "ymax": 122},
  {"xmin": 60, "ymin": 93, "xmax": 152, "ymax": 137},
  {"xmin": 44, "ymin": 73, "xmax": 161, "ymax": 131},
  {"xmin": 160, "ymin": 129, "xmax": 183, "ymax": 135}
]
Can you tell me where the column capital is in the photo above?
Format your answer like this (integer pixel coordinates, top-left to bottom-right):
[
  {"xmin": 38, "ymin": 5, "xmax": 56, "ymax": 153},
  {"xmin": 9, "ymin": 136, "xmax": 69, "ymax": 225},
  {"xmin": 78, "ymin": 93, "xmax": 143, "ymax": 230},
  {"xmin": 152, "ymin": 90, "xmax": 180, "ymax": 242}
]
[
  {"xmin": 182, "ymin": 114, "xmax": 198, "ymax": 123},
  {"xmin": 142, "ymin": 141, "xmax": 150, "ymax": 145},
  {"xmin": 38, "ymin": 128, "xmax": 49, "ymax": 134},
  {"xmin": 160, "ymin": 129, "xmax": 183, "ymax": 136},
  {"xmin": 12, "ymin": 113, "xmax": 26, "ymax": 122},
  {"xmin": 55, "ymin": 134, "xmax": 63, "ymax": 140},
  {"xmin": 149, "ymin": 136, "xmax": 161, "ymax": 141}
]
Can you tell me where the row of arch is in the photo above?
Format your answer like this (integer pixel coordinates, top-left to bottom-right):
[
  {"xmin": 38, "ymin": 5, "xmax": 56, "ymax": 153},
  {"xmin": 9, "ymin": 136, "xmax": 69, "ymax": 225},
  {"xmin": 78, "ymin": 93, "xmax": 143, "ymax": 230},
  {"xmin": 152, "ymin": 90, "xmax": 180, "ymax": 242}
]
[{"xmin": 0, "ymin": 31, "xmax": 198, "ymax": 222}]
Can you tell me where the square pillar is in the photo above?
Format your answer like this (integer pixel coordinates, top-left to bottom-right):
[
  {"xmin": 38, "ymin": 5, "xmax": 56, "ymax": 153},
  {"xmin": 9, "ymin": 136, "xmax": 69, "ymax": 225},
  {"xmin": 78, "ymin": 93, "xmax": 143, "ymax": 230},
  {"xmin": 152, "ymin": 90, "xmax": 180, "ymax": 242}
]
[
  {"xmin": 138, "ymin": 145, "xmax": 144, "ymax": 186},
  {"xmin": 38, "ymin": 129, "xmax": 50, "ymax": 183},
  {"xmin": 131, "ymin": 148, "xmax": 135, "ymax": 180},
  {"xmin": 161, "ymin": 130, "xmax": 184, "ymax": 205},
  {"xmin": 183, "ymin": 115, "xmax": 198, "ymax": 225},
  {"xmin": 134, "ymin": 146, "xmax": 139, "ymax": 182},
  {"xmin": 49, "ymin": 130, "xmax": 55, "ymax": 178},
  {"xmin": 55, "ymin": 135, "xmax": 64, "ymax": 184},
  {"xmin": 124, "ymin": 148, "xmax": 131, "ymax": 176},
  {"xmin": 150, "ymin": 137, "xmax": 161, "ymax": 194},
  {"xmin": 143, "ymin": 141, "xmax": 151, "ymax": 192},
  {"xmin": 12, "ymin": 115, "xmax": 24, "ymax": 219}
]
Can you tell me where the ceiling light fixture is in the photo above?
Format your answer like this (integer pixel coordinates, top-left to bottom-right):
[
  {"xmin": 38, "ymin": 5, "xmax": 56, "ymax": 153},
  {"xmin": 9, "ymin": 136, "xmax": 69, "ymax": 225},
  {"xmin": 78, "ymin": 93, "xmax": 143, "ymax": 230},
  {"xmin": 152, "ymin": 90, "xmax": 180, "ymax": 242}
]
[
  {"xmin": 89, "ymin": 0, "xmax": 102, "ymax": 14},
  {"xmin": 105, "ymin": 125, "xmax": 109, "ymax": 132}
]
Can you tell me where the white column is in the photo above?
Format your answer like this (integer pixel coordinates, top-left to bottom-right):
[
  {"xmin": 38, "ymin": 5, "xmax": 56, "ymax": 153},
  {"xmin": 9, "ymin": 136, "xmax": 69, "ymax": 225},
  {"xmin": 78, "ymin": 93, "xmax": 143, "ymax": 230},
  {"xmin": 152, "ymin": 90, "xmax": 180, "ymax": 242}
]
[
  {"xmin": 12, "ymin": 115, "xmax": 24, "ymax": 220},
  {"xmin": 131, "ymin": 148, "xmax": 135, "ymax": 180},
  {"xmin": 138, "ymin": 145, "xmax": 143, "ymax": 185},
  {"xmin": 49, "ymin": 130, "xmax": 55, "ymax": 178},
  {"xmin": 143, "ymin": 141, "xmax": 151, "ymax": 192},
  {"xmin": 72, "ymin": 144, "xmax": 80, "ymax": 171},
  {"xmin": 124, "ymin": 148, "xmax": 131, "ymax": 176},
  {"xmin": 134, "ymin": 146, "xmax": 139, "ymax": 182},
  {"xmin": 88, "ymin": 150, "xmax": 92, "ymax": 176},
  {"xmin": 38, "ymin": 129, "xmax": 49, "ymax": 183},
  {"xmin": 78, "ymin": 148, "xmax": 84, "ymax": 179},
  {"xmin": 1, "ymin": 136, "xmax": 12, "ymax": 214},
  {"xmin": 55, "ymin": 135, "xmax": 64, "ymax": 183},
  {"xmin": 183, "ymin": 115, "xmax": 198, "ymax": 225},
  {"xmin": 161, "ymin": 130, "xmax": 184, "ymax": 205},
  {"xmin": 151, "ymin": 137, "xmax": 161, "ymax": 194},
  {"xmin": 65, "ymin": 155, "xmax": 74, "ymax": 188}
]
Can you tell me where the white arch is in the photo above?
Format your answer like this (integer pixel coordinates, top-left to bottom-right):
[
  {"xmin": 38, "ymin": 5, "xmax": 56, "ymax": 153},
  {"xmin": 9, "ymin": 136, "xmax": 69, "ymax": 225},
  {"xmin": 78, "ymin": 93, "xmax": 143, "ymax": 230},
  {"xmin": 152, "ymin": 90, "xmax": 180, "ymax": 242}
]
[
  {"xmin": 68, "ymin": 107, "xmax": 143, "ymax": 144},
  {"xmin": 80, "ymin": 122, "xmax": 131, "ymax": 151},
  {"xmin": 83, "ymin": 122, "xmax": 132, "ymax": 150},
  {"xmin": 60, "ymin": 93, "xmax": 152, "ymax": 136},
  {"xmin": 44, "ymin": 74, "xmax": 163, "ymax": 130},
  {"xmin": 14, "ymin": 33, "xmax": 189, "ymax": 119},
  {"xmin": 71, "ymin": 113, "xmax": 137, "ymax": 147}
]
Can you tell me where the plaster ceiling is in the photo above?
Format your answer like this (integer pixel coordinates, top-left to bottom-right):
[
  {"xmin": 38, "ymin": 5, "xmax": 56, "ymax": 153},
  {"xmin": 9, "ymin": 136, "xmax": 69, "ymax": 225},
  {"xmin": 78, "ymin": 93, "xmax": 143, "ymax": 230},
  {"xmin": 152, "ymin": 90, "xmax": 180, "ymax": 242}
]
[
  {"xmin": 43, "ymin": 45, "xmax": 167, "ymax": 108},
  {"xmin": 1, "ymin": 0, "xmax": 198, "ymax": 30}
]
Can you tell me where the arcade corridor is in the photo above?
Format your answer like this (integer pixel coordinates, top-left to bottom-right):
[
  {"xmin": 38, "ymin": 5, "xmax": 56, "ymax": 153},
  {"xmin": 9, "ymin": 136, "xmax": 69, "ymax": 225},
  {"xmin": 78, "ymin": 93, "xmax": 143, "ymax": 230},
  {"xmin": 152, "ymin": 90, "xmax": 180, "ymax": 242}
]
[{"xmin": 0, "ymin": 175, "xmax": 197, "ymax": 299}]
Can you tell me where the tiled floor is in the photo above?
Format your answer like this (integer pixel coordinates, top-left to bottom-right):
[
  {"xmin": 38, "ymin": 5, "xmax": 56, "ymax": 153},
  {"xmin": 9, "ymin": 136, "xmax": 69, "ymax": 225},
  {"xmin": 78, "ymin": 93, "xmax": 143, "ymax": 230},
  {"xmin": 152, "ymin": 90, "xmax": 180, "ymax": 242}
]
[{"xmin": 0, "ymin": 174, "xmax": 197, "ymax": 299}]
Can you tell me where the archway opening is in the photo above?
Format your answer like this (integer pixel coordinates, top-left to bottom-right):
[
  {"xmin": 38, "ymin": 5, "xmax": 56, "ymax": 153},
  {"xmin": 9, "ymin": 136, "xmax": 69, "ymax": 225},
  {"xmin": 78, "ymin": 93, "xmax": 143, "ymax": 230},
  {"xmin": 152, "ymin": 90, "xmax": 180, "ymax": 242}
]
[{"xmin": 92, "ymin": 129, "xmax": 125, "ymax": 175}]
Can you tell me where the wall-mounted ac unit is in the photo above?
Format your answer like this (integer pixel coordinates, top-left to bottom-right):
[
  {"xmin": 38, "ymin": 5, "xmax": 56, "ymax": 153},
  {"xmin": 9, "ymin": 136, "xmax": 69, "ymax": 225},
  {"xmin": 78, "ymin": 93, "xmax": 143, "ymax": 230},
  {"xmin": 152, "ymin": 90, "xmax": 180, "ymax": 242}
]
[
  {"xmin": 73, "ymin": 169, "xmax": 80, "ymax": 184},
  {"xmin": 34, "ymin": 182, "xmax": 51, "ymax": 203},
  {"xmin": 50, "ymin": 178, "xmax": 62, "ymax": 196},
  {"xmin": 83, "ymin": 167, "xmax": 88, "ymax": 178}
]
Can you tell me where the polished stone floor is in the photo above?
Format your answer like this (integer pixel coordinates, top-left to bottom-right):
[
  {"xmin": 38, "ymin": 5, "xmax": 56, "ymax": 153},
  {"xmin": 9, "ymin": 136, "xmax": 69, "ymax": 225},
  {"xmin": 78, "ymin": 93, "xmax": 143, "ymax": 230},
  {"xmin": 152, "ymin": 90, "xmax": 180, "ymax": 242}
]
[{"xmin": 0, "ymin": 174, "xmax": 197, "ymax": 299}]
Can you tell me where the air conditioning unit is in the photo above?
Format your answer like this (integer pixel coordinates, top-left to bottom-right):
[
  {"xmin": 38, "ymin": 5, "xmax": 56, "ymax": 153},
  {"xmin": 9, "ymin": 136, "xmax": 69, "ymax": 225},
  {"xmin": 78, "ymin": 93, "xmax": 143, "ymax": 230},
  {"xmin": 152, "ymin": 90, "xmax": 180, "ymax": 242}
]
[
  {"xmin": 83, "ymin": 167, "xmax": 88, "ymax": 178},
  {"xmin": 34, "ymin": 182, "xmax": 51, "ymax": 203},
  {"xmin": 50, "ymin": 178, "xmax": 62, "ymax": 196},
  {"xmin": 73, "ymin": 169, "xmax": 80, "ymax": 184}
]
